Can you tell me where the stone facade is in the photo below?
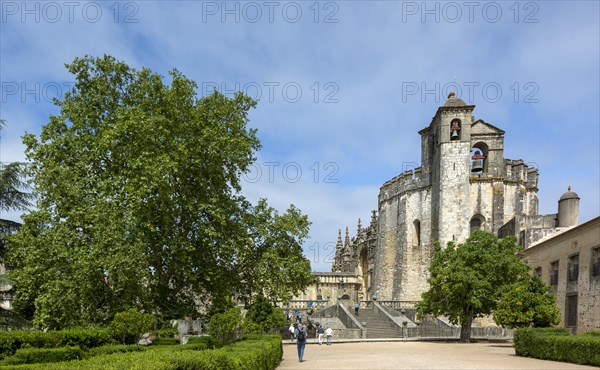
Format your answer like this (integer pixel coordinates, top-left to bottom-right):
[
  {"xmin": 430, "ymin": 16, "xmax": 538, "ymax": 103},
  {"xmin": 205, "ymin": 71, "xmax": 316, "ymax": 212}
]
[
  {"xmin": 336, "ymin": 94, "xmax": 544, "ymax": 302},
  {"xmin": 294, "ymin": 94, "xmax": 597, "ymax": 334},
  {"xmin": 521, "ymin": 216, "xmax": 600, "ymax": 333}
]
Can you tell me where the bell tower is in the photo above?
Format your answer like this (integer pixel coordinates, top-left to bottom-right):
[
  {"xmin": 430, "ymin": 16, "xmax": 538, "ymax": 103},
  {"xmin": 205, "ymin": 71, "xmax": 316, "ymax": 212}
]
[{"xmin": 429, "ymin": 92, "xmax": 476, "ymax": 246}]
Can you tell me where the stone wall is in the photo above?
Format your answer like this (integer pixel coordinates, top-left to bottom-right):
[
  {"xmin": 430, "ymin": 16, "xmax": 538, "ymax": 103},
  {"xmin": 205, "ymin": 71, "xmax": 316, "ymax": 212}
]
[{"xmin": 522, "ymin": 217, "xmax": 600, "ymax": 333}]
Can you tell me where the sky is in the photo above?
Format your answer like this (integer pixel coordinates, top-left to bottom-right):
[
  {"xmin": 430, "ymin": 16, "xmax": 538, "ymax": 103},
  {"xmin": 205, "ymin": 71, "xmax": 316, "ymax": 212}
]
[{"xmin": 1, "ymin": 0, "xmax": 599, "ymax": 272}]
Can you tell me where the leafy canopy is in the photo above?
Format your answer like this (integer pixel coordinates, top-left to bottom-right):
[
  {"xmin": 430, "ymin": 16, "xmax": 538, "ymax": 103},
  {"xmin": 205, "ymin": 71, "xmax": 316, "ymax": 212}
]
[
  {"xmin": 109, "ymin": 308, "xmax": 157, "ymax": 345},
  {"xmin": 493, "ymin": 275, "xmax": 561, "ymax": 328},
  {"xmin": 417, "ymin": 230, "xmax": 530, "ymax": 342},
  {"xmin": 244, "ymin": 295, "xmax": 286, "ymax": 333},
  {"xmin": 7, "ymin": 55, "xmax": 314, "ymax": 329}
]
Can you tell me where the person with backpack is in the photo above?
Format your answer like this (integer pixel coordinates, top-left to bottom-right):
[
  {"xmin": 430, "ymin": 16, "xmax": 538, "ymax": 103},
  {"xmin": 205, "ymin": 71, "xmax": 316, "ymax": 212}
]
[{"xmin": 295, "ymin": 323, "xmax": 308, "ymax": 362}]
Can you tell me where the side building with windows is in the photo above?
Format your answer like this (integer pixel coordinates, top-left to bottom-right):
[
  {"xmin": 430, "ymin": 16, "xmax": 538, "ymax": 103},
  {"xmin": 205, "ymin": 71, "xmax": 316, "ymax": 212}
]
[{"xmin": 521, "ymin": 216, "xmax": 600, "ymax": 333}]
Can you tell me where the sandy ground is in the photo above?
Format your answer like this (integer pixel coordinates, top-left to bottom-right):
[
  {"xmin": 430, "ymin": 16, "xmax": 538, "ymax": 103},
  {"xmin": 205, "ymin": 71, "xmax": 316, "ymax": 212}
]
[{"xmin": 276, "ymin": 341, "xmax": 598, "ymax": 369}]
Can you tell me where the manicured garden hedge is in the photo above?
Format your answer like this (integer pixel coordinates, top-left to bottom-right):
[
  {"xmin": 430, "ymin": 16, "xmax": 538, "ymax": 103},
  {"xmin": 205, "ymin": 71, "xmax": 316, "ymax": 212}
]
[
  {"xmin": 0, "ymin": 346, "xmax": 85, "ymax": 365},
  {"xmin": 0, "ymin": 328, "xmax": 115, "ymax": 359},
  {"xmin": 514, "ymin": 328, "xmax": 600, "ymax": 366},
  {"xmin": 1, "ymin": 334, "xmax": 282, "ymax": 369}
]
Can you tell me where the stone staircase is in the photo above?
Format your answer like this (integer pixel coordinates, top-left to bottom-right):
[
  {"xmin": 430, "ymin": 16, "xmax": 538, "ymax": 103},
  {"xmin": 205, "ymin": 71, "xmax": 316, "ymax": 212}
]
[{"xmin": 351, "ymin": 308, "xmax": 402, "ymax": 338}]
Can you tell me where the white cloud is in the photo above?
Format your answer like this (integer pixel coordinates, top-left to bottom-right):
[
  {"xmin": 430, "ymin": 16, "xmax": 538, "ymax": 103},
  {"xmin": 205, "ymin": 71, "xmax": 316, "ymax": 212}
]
[{"xmin": 1, "ymin": 0, "xmax": 598, "ymax": 270}]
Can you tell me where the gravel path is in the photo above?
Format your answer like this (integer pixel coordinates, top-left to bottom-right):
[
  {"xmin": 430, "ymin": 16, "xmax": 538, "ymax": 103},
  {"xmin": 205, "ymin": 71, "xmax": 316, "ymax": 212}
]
[{"xmin": 277, "ymin": 341, "xmax": 597, "ymax": 369}]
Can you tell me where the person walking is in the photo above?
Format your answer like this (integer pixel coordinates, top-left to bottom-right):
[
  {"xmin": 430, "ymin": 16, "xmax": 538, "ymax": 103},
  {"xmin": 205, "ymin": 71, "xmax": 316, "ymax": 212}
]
[
  {"xmin": 295, "ymin": 322, "xmax": 308, "ymax": 362},
  {"xmin": 325, "ymin": 327, "xmax": 333, "ymax": 345},
  {"xmin": 354, "ymin": 302, "xmax": 359, "ymax": 316},
  {"xmin": 289, "ymin": 323, "xmax": 295, "ymax": 342},
  {"xmin": 317, "ymin": 325, "xmax": 325, "ymax": 345}
]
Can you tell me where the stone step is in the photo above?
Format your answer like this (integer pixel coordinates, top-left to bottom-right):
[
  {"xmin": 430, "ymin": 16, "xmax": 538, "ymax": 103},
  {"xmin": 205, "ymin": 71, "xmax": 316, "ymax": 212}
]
[{"xmin": 349, "ymin": 308, "xmax": 404, "ymax": 339}]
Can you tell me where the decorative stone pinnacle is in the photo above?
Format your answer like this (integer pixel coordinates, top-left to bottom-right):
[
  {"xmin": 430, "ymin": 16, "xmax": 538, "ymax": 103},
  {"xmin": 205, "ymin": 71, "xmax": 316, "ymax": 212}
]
[
  {"xmin": 345, "ymin": 226, "xmax": 350, "ymax": 245},
  {"xmin": 448, "ymin": 92, "xmax": 455, "ymax": 98},
  {"xmin": 568, "ymin": 185, "xmax": 571, "ymax": 191}
]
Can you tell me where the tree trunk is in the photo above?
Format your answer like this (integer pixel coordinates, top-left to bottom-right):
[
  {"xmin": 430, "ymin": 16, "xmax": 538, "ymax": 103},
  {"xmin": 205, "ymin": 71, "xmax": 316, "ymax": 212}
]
[{"xmin": 460, "ymin": 307, "xmax": 473, "ymax": 343}]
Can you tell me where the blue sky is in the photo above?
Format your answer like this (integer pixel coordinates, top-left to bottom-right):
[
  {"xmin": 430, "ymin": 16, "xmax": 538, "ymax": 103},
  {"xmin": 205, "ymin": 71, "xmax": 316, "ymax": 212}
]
[{"xmin": 1, "ymin": 1, "xmax": 599, "ymax": 271}]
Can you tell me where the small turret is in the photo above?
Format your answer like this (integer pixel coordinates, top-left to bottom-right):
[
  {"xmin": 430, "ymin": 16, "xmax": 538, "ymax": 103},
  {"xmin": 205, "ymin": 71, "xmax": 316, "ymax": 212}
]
[{"xmin": 557, "ymin": 185, "xmax": 580, "ymax": 227}]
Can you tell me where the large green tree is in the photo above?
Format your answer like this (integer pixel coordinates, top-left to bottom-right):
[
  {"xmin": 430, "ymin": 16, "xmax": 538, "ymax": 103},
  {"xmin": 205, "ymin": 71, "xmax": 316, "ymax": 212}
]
[
  {"xmin": 417, "ymin": 231, "xmax": 530, "ymax": 342},
  {"xmin": 7, "ymin": 55, "xmax": 314, "ymax": 329},
  {"xmin": 493, "ymin": 275, "xmax": 560, "ymax": 329}
]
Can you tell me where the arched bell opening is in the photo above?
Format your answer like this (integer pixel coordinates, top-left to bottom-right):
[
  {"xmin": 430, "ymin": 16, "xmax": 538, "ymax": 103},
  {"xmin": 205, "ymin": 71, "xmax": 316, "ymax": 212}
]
[
  {"xmin": 471, "ymin": 142, "xmax": 489, "ymax": 173},
  {"xmin": 450, "ymin": 119, "xmax": 461, "ymax": 141}
]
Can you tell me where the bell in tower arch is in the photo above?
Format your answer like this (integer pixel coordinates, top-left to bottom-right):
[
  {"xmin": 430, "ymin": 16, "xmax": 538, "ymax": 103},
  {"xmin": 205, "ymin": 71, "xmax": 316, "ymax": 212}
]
[
  {"xmin": 450, "ymin": 119, "xmax": 461, "ymax": 140},
  {"xmin": 471, "ymin": 152, "xmax": 485, "ymax": 172}
]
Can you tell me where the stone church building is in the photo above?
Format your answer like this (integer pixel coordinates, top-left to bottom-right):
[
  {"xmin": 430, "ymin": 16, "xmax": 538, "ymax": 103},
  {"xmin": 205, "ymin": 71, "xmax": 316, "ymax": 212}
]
[
  {"xmin": 302, "ymin": 93, "xmax": 584, "ymax": 307},
  {"xmin": 288, "ymin": 94, "xmax": 598, "ymax": 336},
  {"xmin": 335, "ymin": 92, "xmax": 550, "ymax": 302}
]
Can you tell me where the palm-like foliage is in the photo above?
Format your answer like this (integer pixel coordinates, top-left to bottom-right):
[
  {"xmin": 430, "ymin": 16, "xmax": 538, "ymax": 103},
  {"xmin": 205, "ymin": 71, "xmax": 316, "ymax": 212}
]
[{"xmin": 0, "ymin": 119, "xmax": 32, "ymax": 329}]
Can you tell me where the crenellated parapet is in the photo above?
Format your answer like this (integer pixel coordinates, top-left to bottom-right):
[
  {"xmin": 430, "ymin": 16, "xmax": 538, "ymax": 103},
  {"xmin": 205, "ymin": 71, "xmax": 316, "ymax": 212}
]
[
  {"xmin": 504, "ymin": 159, "xmax": 539, "ymax": 190},
  {"xmin": 379, "ymin": 167, "xmax": 431, "ymax": 204}
]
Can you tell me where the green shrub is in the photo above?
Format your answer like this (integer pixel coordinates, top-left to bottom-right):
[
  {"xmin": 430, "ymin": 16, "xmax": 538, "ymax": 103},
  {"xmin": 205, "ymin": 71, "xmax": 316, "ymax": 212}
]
[
  {"xmin": 171, "ymin": 334, "xmax": 282, "ymax": 370},
  {"xmin": 0, "ymin": 328, "xmax": 114, "ymax": 359},
  {"xmin": 1, "ymin": 346, "xmax": 84, "ymax": 365},
  {"xmin": 109, "ymin": 309, "xmax": 157, "ymax": 345},
  {"xmin": 3, "ymin": 334, "xmax": 282, "ymax": 369},
  {"xmin": 514, "ymin": 328, "xmax": 600, "ymax": 366},
  {"xmin": 208, "ymin": 307, "xmax": 243, "ymax": 346},
  {"xmin": 155, "ymin": 327, "xmax": 179, "ymax": 339},
  {"xmin": 86, "ymin": 344, "xmax": 146, "ymax": 358},
  {"xmin": 244, "ymin": 296, "xmax": 286, "ymax": 334},
  {"xmin": 152, "ymin": 337, "xmax": 180, "ymax": 345},
  {"xmin": 186, "ymin": 336, "xmax": 220, "ymax": 349}
]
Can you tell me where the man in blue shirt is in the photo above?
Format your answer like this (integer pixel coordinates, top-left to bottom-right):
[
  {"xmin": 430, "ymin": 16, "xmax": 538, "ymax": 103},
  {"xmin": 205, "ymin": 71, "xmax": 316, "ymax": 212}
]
[{"xmin": 295, "ymin": 323, "xmax": 308, "ymax": 362}]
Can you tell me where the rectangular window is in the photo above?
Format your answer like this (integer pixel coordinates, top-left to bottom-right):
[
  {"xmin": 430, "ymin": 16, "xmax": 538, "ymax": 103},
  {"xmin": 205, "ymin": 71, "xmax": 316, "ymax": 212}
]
[
  {"xmin": 534, "ymin": 266, "xmax": 542, "ymax": 277},
  {"xmin": 592, "ymin": 247, "xmax": 600, "ymax": 278},
  {"xmin": 565, "ymin": 294, "xmax": 578, "ymax": 327},
  {"xmin": 568, "ymin": 254, "xmax": 579, "ymax": 282},
  {"xmin": 550, "ymin": 261, "xmax": 559, "ymax": 288}
]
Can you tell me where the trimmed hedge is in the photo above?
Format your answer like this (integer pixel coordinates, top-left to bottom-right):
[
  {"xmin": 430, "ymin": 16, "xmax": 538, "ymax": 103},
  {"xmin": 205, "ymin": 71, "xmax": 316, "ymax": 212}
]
[
  {"xmin": 186, "ymin": 336, "xmax": 219, "ymax": 348},
  {"xmin": 152, "ymin": 337, "xmax": 180, "ymax": 346},
  {"xmin": 514, "ymin": 328, "xmax": 600, "ymax": 366},
  {"xmin": 3, "ymin": 334, "xmax": 282, "ymax": 369},
  {"xmin": 0, "ymin": 329, "xmax": 115, "ymax": 359},
  {"xmin": 86, "ymin": 344, "xmax": 146, "ymax": 357},
  {"xmin": 1, "ymin": 346, "xmax": 84, "ymax": 365}
]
